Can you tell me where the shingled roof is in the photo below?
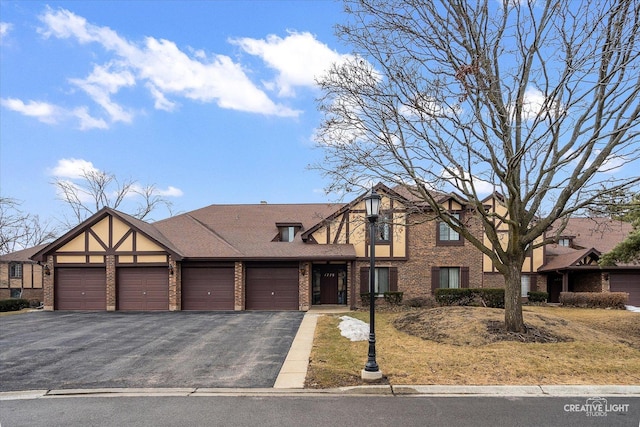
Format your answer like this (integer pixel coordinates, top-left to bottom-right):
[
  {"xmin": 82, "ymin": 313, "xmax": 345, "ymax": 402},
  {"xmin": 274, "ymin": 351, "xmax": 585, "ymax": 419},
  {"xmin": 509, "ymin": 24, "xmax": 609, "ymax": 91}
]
[
  {"xmin": 152, "ymin": 202, "xmax": 356, "ymax": 260},
  {"xmin": 0, "ymin": 244, "xmax": 48, "ymax": 263},
  {"xmin": 540, "ymin": 217, "xmax": 633, "ymax": 271}
]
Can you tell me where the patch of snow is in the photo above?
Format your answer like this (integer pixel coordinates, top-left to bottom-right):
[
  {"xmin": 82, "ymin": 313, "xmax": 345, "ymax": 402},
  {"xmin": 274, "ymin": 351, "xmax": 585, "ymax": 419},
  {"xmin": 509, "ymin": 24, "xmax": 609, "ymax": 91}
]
[
  {"xmin": 625, "ymin": 305, "xmax": 640, "ymax": 313},
  {"xmin": 338, "ymin": 316, "xmax": 370, "ymax": 341}
]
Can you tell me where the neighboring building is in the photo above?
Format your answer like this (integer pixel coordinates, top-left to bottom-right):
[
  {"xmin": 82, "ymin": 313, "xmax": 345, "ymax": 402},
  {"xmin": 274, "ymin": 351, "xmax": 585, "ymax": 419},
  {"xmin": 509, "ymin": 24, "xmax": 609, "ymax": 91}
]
[
  {"xmin": 0, "ymin": 244, "xmax": 47, "ymax": 302},
  {"xmin": 538, "ymin": 217, "xmax": 639, "ymax": 305},
  {"xmin": 12, "ymin": 184, "xmax": 638, "ymax": 311}
]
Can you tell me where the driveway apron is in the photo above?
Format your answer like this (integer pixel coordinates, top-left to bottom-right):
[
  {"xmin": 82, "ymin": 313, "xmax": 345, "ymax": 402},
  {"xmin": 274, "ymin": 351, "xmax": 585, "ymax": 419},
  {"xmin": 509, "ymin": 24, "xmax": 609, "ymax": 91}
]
[{"xmin": 0, "ymin": 311, "xmax": 304, "ymax": 391}]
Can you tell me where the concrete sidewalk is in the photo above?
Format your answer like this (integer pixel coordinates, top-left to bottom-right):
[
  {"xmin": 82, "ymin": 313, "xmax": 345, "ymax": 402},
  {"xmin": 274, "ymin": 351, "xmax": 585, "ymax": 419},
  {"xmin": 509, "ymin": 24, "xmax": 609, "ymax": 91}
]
[{"xmin": 273, "ymin": 306, "xmax": 350, "ymax": 388}]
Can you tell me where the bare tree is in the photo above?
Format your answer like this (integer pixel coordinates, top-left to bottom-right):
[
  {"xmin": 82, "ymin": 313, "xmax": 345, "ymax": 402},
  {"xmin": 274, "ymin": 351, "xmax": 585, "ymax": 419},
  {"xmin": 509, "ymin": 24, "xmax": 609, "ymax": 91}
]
[
  {"xmin": 0, "ymin": 198, "xmax": 58, "ymax": 254},
  {"xmin": 314, "ymin": 0, "xmax": 640, "ymax": 332},
  {"xmin": 53, "ymin": 169, "xmax": 174, "ymax": 227}
]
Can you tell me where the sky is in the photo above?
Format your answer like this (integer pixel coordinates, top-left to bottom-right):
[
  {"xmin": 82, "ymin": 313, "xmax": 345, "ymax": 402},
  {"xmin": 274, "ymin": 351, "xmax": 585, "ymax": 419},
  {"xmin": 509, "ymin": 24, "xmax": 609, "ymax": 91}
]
[{"xmin": 0, "ymin": 0, "xmax": 350, "ymax": 223}]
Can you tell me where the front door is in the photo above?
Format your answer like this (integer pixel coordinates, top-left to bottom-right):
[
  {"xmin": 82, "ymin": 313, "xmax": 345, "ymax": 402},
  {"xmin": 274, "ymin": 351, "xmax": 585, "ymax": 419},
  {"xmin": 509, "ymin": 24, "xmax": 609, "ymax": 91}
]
[
  {"xmin": 548, "ymin": 274, "xmax": 563, "ymax": 303},
  {"xmin": 313, "ymin": 265, "xmax": 347, "ymax": 305}
]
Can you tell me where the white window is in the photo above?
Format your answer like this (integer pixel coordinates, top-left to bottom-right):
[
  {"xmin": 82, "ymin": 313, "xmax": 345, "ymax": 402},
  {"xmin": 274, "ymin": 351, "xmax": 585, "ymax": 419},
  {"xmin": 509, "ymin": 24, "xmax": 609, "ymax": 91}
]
[
  {"xmin": 439, "ymin": 267, "xmax": 460, "ymax": 289},
  {"xmin": 558, "ymin": 238, "xmax": 570, "ymax": 247},
  {"xmin": 376, "ymin": 213, "xmax": 391, "ymax": 242},
  {"xmin": 9, "ymin": 263, "xmax": 22, "ymax": 278},
  {"xmin": 374, "ymin": 267, "xmax": 390, "ymax": 294},
  {"xmin": 521, "ymin": 275, "xmax": 531, "ymax": 296},
  {"xmin": 438, "ymin": 213, "xmax": 460, "ymax": 242},
  {"xmin": 281, "ymin": 226, "xmax": 296, "ymax": 242}
]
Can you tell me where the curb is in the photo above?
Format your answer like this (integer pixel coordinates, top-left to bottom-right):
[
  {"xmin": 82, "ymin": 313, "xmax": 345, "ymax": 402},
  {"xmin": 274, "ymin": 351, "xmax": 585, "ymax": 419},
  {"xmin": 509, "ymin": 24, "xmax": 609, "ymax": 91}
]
[{"xmin": 2, "ymin": 385, "xmax": 640, "ymax": 401}]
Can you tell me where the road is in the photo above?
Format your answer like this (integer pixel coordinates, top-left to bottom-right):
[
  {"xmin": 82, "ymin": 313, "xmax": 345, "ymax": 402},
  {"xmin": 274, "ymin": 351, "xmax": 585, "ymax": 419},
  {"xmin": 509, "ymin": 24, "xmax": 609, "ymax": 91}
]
[{"xmin": 1, "ymin": 394, "xmax": 639, "ymax": 427}]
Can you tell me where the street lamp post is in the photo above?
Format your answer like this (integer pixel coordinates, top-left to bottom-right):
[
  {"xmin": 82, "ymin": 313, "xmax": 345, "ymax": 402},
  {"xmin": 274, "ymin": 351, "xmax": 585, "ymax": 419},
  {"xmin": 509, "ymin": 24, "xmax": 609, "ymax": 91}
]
[{"xmin": 362, "ymin": 188, "xmax": 383, "ymax": 381}]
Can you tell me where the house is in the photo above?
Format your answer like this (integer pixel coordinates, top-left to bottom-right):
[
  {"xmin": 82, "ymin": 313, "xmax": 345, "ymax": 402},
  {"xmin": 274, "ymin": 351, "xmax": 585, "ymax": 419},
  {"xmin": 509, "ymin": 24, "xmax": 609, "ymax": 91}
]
[
  {"xmin": 0, "ymin": 244, "xmax": 46, "ymax": 301},
  {"xmin": 538, "ymin": 217, "xmax": 639, "ymax": 305},
  {"xmin": 28, "ymin": 184, "xmax": 487, "ymax": 311},
  {"xmin": 8, "ymin": 184, "xmax": 638, "ymax": 310}
]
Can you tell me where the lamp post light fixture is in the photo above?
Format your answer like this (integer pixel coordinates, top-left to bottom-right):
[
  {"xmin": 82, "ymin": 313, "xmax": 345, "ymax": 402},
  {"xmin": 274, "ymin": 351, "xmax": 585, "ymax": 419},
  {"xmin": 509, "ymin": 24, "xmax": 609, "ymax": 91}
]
[{"xmin": 361, "ymin": 187, "xmax": 383, "ymax": 381}]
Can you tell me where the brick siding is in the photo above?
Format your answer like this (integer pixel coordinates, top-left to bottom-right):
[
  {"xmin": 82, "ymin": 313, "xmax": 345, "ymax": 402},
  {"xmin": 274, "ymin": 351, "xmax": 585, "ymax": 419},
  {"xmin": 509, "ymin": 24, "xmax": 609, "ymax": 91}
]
[
  {"xmin": 106, "ymin": 255, "xmax": 116, "ymax": 311},
  {"xmin": 353, "ymin": 211, "xmax": 485, "ymax": 308}
]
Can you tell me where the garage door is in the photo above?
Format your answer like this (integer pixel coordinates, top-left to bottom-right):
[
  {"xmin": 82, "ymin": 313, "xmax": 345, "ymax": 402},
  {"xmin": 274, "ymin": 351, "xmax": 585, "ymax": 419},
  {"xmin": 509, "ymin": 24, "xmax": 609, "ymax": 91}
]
[
  {"xmin": 181, "ymin": 266, "xmax": 235, "ymax": 310},
  {"xmin": 610, "ymin": 272, "xmax": 640, "ymax": 306},
  {"xmin": 55, "ymin": 268, "xmax": 106, "ymax": 310},
  {"xmin": 117, "ymin": 267, "xmax": 169, "ymax": 311},
  {"xmin": 245, "ymin": 265, "xmax": 299, "ymax": 310}
]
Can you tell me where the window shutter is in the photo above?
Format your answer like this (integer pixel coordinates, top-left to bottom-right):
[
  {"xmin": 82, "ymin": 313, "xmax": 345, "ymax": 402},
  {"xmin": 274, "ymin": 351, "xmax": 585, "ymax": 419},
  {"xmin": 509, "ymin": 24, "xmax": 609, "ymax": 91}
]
[
  {"xmin": 461, "ymin": 267, "xmax": 470, "ymax": 288},
  {"xmin": 360, "ymin": 267, "xmax": 370, "ymax": 293},
  {"xmin": 431, "ymin": 267, "xmax": 440, "ymax": 293},
  {"xmin": 389, "ymin": 267, "xmax": 398, "ymax": 292},
  {"xmin": 530, "ymin": 275, "xmax": 538, "ymax": 292}
]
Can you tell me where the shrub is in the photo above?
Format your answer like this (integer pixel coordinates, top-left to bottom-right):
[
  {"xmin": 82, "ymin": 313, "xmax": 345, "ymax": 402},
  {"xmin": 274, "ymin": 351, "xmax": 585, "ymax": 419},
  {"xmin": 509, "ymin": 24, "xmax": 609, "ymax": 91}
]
[
  {"xmin": 480, "ymin": 289, "xmax": 505, "ymax": 308},
  {"xmin": 435, "ymin": 288, "xmax": 505, "ymax": 308},
  {"xmin": 527, "ymin": 291, "xmax": 548, "ymax": 303},
  {"xmin": 404, "ymin": 296, "xmax": 437, "ymax": 308},
  {"xmin": 383, "ymin": 291, "xmax": 403, "ymax": 305},
  {"xmin": 435, "ymin": 288, "xmax": 474, "ymax": 306},
  {"xmin": 361, "ymin": 292, "xmax": 404, "ymax": 306},
  {"xmin": 560, "ymin": 292, "xmax": 628, "ymax": 309},
  {"xmin": 360, "ymin": 293, "xmax": 371, "ymax": 306},
  {"xmin": 0, "ymin": 298, "xmax": 30, "ymax": 312}
]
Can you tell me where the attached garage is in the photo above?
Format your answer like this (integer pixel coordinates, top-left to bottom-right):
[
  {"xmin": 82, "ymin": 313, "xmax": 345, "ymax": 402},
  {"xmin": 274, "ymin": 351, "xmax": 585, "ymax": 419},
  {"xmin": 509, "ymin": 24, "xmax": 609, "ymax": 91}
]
[
  {"xmin": 181, "ymin": 265, "xmax": 235, "ymax": 310},
  {"xmin": 245, "ymin": 264, "xmax": 299, "ymax": 310},
  {"xmin": 610, "ymin": 272, "xmax": 640, "ymax": 306},
  {"xmin": 55, "ymin": 268, "xmax": 106, "ymax": 310},
  {"xmin": 117, "ymin": 267, "xmax": 169, "ymax": 311}
]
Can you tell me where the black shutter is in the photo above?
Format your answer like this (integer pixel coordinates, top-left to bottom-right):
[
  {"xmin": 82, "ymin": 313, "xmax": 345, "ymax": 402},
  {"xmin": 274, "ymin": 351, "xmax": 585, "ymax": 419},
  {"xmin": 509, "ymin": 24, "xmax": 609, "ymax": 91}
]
[
  {"xmin": 531, "ymin": 275, "xmax": 538, "ymax": 292},
  {"xmin": 360, "ymin": 267, "xmax": 370, "ymax": 293},
  {"xmin": 389, "ymin": 267, "xmax": 398, "ymax": 292},
  {"xmin": 431, "ymin": 267, "xmax": 440, "ymax": 293},
  {"xmin": 461, "ymin": 267, "xmax": 470, "ymax": 288}
]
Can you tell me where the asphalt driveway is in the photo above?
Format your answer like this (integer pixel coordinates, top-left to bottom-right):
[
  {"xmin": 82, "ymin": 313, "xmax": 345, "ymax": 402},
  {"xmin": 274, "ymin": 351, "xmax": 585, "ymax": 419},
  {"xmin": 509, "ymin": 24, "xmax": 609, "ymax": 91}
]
[{"xmin": 0, "ymin": 311, "xmax": 304, "ymax": 392}]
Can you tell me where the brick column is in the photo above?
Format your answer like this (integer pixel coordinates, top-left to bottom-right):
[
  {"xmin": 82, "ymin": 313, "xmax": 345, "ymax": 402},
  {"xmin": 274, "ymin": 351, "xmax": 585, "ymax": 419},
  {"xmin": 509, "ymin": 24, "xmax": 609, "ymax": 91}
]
[
  {"xmin": 346, "ymin": 262, "xmax": 352, "ymax": 308},
  {"xmin": 169, "ymin": 257, "xmax": 180, "ymax": 311},
  {"xmin": 106, "ymin": 255, "xmax": 116, "ymax": 311},
  {"xmin": 234, "ymin": 261, "xmax": 244, "ymax": 311},
  {"xmin": 43, "ymin": 255, "xmax": 54, "ymax": 311},
  {"xmin": 298, "ymin": 261, "xmax": 311, "ymax": 311}
]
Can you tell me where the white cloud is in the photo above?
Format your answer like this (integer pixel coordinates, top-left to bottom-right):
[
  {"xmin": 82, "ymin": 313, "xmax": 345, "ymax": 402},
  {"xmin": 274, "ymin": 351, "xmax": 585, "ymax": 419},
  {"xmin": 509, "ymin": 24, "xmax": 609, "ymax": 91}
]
[
  {"xmin": 51, "ymin": 158, "xmax": 98, "ymax": 179},
  {"xmin": 72, "ymin": 106, "xmax": 109, "ymax": 130},
  {"xmin": 0, "ymin": 22, "xmax": 13, "ymax": 43},
  {"xmin": 441, "ymin": 169, "xmax": 495, "ymax": 195},
  {"xmin": 231, "ymin": 31, "xmax": 352, "ymax": 97},
  {"xmin": 70, "ymin": 63, "xmax": 136, "ymax": 123},
  {"xmin": 512, "ymin": 87, "xmax": 564, "ymax": 121},
  {"xmin": 0, "ymin": 98, "xmax": 59, "ymax": 124},
  {"xmin": 156, "ymin": 186, "xmax": 183, "ymax": 197},
  {"xmin": 29, "ymin": 6, "xmax": 302, "ymax": 127},
  {"xmin": 1, "ymin": 97, "xmax": 109, "ymax": 130},
  {"xmin": 51, "ymin": 159, "xmax": 183, "ymax": 201}
]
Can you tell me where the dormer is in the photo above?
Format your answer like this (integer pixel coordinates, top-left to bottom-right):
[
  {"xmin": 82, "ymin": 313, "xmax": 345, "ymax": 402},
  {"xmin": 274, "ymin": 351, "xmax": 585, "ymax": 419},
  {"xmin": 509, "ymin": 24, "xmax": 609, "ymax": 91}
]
[
  {"xmin": 557, "ymin": 236, "xmax": 574, "ymax": 247},
  {"xmin": 275, "ymin": 222, "xmax": 303, "ymax": 242}
]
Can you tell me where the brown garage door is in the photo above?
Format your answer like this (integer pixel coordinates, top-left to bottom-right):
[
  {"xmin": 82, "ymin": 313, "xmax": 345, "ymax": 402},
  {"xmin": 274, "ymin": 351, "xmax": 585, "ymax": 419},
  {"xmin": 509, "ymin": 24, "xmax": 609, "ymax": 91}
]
[
  {"xmin": 55, "ymin": 268, "xmax": 106, "ymax": 310},
  {"xmin": 610, "ymin": 272, "xmax": 640, "ymax": 306},
  {"xmin": 117, "ymin": 267, "xmax": 169, "ymax": 311},
  {"xmin": 245, "ymin": 265, "xmax": 299, "ymax": 310},
  {"xmin": 182, "ymin": 266, "xmax": 235, "ymax": 310}
]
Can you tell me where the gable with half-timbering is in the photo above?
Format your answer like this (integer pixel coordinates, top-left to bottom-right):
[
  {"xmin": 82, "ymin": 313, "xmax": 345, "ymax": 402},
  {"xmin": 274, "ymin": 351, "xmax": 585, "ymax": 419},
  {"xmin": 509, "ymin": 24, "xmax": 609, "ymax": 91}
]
[
  {"xmin": 305, "ymin": 194, "xmax": 408, "ymax": 259},
  {"xmin": 52, "ymin": 215, "xmax": 169, "ymax": 266}
]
